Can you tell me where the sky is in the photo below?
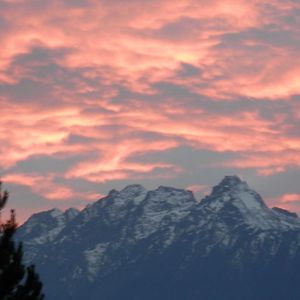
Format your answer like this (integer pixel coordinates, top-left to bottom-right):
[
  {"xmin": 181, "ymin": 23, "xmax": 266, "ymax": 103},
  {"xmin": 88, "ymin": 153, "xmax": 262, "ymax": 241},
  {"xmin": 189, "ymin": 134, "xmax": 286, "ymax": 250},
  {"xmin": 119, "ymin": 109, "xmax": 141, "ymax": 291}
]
[{"xmin": 1, "ymin": 0, "xmax": 300, "ymax": 223}]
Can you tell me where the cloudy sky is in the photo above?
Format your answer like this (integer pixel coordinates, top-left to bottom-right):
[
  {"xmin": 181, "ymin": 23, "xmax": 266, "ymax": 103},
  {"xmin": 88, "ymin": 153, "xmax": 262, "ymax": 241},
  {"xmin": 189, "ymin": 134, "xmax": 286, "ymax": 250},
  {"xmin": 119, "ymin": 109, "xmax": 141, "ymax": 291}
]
[{"xmin": 1, "ymin": 0, "xmax": 300, "ymax": 223}]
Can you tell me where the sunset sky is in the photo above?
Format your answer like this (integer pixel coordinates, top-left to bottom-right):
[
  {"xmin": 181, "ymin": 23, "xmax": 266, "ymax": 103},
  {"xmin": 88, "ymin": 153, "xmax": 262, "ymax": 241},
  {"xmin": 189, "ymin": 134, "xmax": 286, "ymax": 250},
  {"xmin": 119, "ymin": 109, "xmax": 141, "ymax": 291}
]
[{"xmin": 1, "ymin": 0, "xmax": 300, "ymax": 223}]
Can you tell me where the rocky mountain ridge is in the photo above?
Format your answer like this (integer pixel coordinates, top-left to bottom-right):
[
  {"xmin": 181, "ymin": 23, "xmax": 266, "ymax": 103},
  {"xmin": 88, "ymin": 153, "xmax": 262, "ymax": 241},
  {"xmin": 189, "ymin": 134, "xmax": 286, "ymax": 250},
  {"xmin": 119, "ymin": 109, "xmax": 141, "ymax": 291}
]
[{"xmin": 16, "ymin": 176, "xmax": 300, "ymax": 300}]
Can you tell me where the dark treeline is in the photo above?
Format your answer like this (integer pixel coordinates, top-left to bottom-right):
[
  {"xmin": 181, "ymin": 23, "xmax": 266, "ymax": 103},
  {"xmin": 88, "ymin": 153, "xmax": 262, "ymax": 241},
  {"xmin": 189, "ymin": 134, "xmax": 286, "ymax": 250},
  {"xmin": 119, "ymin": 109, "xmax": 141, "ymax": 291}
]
[{"xmin": 0, "ymin": 181, "xmax": 44, "ymax": 300}]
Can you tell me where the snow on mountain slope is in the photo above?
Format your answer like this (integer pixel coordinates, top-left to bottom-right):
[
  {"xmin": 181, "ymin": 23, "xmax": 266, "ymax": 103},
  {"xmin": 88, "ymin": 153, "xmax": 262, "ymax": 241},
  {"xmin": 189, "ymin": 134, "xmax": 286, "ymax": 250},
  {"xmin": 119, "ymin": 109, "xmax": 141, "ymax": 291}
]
[
  {"xmin": 200, "ymin": 175, "xmax": 300, "ymax": 230},
  {"xmin": 19, "ymin": 207, "xmax": 80, "ymax": 244},
  {"xmin": 16, "ymin": 207, "xmax": 79, "ymax": 262},
  {"xmin": 16, "ymin": 176, "xmax": 300, "ymax": 300},
  {"xmin": 133, "ymin": 186, "xmax": 196, "ymax": 240}
]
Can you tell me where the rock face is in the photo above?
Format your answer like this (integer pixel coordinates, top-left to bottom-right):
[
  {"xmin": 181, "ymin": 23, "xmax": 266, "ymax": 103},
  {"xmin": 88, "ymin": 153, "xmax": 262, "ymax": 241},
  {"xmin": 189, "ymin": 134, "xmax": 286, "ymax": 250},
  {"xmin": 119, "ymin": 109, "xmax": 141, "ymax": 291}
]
[{"xmin": 16, "ymin": 176, "xmax": 300, "ymax": 300}]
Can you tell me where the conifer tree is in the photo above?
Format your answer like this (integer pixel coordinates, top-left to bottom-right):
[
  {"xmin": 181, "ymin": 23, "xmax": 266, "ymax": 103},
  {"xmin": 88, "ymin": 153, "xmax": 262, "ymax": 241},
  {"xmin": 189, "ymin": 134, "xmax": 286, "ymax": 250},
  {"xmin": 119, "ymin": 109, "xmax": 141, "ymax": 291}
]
[{"xmin": 0, "ymin": 181, "xmax": 44, "ymax": 300}]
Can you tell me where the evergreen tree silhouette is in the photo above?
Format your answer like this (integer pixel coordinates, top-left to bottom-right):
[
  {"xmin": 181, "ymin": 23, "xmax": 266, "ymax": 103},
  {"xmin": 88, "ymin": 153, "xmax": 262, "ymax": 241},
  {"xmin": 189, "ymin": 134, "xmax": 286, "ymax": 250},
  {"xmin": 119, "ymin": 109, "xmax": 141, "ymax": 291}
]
[{"xmin": 0, "ymin": 181, "xmax": 44, "ymax": 300}]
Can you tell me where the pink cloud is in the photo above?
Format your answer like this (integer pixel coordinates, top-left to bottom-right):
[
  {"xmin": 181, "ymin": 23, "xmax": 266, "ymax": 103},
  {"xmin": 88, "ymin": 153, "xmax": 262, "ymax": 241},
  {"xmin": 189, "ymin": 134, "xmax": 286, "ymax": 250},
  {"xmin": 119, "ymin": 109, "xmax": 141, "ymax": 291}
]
[
  {"xmin": 186, "ymin": 184, "xmax": 210, "ymax": 195},
  {"xmin": 267, "ymin": 193, "xmax": 300, "ymax": 214},
  {"xmin": 222, "ymin": 149, "xmax": 300, "ymax": 176},
  {"xmin": 0, "ymin": 0, "xmax": 300, "ymax": 218},
  {"xmin": 1, "ymin": 91, "xmax": 299, "ymax": 183},
  {"xmin": 280, "ymin": 194, "xmax": 300, "ymax": 203},
  {"xmin": 2, "ymin": 173, "xmax": 98, "ymax": 202},
  {"xmin": 0, "ymin": 0, "xmax": 290, "ymax": 98}
]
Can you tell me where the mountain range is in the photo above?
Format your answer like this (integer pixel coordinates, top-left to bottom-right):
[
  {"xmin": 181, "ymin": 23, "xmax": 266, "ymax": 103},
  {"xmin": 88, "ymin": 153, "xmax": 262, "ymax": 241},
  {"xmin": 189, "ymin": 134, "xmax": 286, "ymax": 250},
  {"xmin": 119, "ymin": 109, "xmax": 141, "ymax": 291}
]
[{"xmin": 16, "ymin": 176, "xmax": 300, "ymax": 300}]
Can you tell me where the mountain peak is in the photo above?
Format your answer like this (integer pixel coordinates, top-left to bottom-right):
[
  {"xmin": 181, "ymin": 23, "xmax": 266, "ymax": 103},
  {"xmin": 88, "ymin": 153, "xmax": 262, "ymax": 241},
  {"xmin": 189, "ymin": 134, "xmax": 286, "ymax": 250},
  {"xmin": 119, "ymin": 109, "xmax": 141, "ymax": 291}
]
[
  {"xmin": 216, "ymin": 175, "xmax": 248, "ymax": 189},
  {"xmin": 120, "ymin": 184, "xmax": 146, "ymax": 195},
  {"xmin": 64, "ymin": 208, "xmax": 80, "ymax": 220},
  {"xmin": 220, "ymin": 175, "xmax": 243, "ymax": 186},
  {"xmin": 49, "ymin": 208, "xmax": 63, "ymax": 218},
  {"xmin": 202, "ymin": 176, "xmax": 268, "ymax": 217},
  {"xmin": 209, "ymin": 175, "xmax": 250, "ymax": 197}
]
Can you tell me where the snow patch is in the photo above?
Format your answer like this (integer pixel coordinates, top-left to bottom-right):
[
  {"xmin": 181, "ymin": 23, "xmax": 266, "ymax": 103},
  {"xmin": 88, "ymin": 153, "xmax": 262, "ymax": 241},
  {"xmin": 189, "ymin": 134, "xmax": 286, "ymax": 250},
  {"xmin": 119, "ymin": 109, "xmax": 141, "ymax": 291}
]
[{"xmin": 84, "ymin": 243, "xmax": 109, "ymax": 281}]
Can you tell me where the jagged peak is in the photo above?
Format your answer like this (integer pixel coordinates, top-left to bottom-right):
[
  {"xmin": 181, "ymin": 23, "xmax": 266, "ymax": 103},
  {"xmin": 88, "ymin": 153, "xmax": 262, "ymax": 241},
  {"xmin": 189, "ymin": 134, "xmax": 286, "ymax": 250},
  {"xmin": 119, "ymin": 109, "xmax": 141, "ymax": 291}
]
[
  {"xmin": 144, "ymin": 186, "xmax": 196, "ymax": 208},
  {"xmin": 212, "ymin": 175, "xmax": 249, "ymax": 194},
  {"xmin": 64, "ymin": 207, "xmax": 80, "ymax": 219},
  {"xmin": 98, "ymin": 184, "xmax": 147, "ymax": 210},
  {"xmin": 64, "ymin": 207, "xmax": 79, "ymax": 214},
  {"xmin": 104, "ymin": 185, "xmax": 146, "ymax": 200},
  {"xmin": 220, "ymin": 175, "xmax": 244, "ymax": 185},
  {"xmin": 28, "ymin": 208, "xmax": 62, "ymax": 220},
  {"xmin": 149, "ymin": 186, "xmax": 195, "ymax": 202},
  {"xmin": 50, "ymin": 208, "xmax": 63, "ymax": 217},
  {"xmin": 202, "ymin": 176, "xmax": 267, "ymax": 213},
  {"xmin": 120, "ymin": 184, "xmax": 146, "ymax": 194}
]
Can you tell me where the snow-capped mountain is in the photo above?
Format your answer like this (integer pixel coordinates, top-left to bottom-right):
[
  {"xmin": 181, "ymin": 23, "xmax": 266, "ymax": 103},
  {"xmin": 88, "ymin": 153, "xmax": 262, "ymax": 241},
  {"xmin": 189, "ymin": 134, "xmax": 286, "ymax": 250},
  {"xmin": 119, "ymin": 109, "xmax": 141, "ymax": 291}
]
[{"xmin": 16, "ymin": 176, "xmax": 300, "ymax": 300}]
